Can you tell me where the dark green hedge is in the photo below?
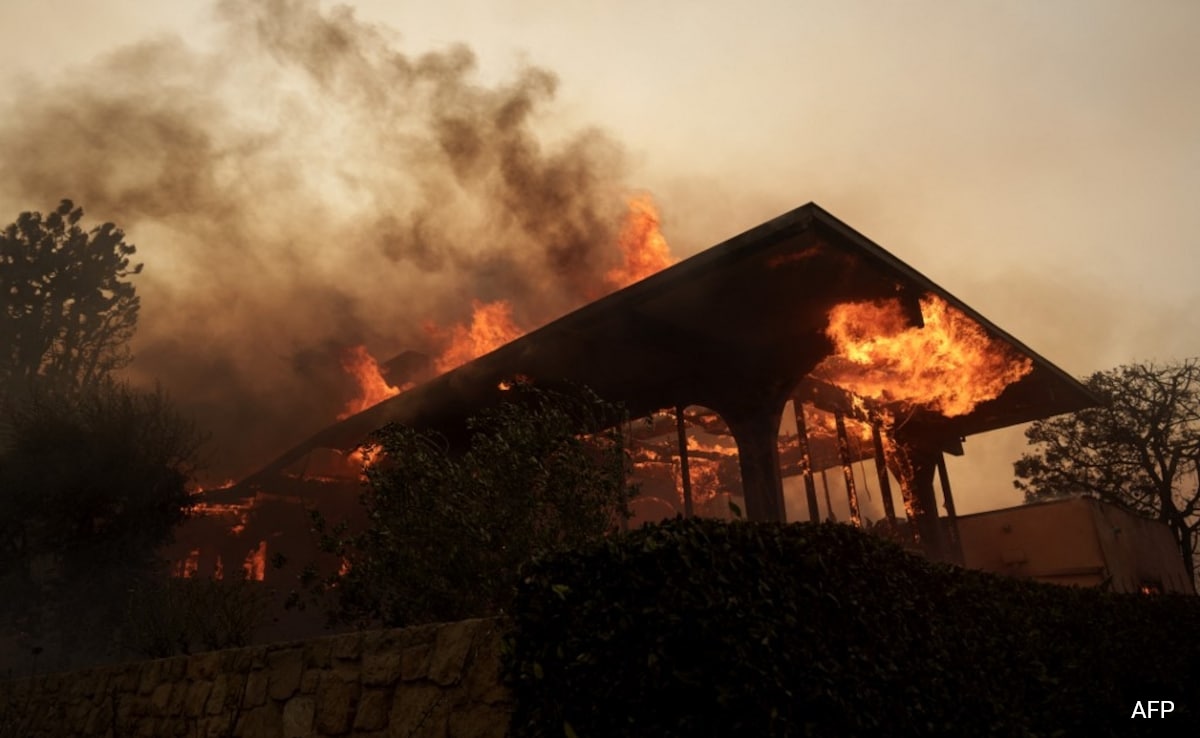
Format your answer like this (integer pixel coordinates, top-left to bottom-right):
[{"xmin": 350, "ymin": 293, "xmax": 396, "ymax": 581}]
[{"xmin": 504, "ymin": 518, "xmax": 1200, "ymax": 737}]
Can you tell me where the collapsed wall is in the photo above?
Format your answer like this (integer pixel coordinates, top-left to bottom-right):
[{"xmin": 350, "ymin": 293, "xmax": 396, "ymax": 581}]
[{"xmin": 0, "ymin": 618, "xmax": 509, "ymax": 738}]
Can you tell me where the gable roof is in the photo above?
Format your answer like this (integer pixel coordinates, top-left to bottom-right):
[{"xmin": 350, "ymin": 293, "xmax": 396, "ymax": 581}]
[{"xmin": 247, "ymin": 203, "xmax": 1095, "ymax": 482}]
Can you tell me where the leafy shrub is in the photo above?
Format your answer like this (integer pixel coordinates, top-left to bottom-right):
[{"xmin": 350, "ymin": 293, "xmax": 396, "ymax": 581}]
[
  {"xmin": 506, "ymin": 517, "xmax": 1200, "ymax": 737},
  {"xmin": 300, "ymin": 382, "xmax": 636, "ymax": 628}
]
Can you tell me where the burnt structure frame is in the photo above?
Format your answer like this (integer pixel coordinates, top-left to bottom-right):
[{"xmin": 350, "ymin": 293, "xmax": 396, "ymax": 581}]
[{"xmin": 249, "ymin": 203, "xmax": 1096, "ymax": 559}]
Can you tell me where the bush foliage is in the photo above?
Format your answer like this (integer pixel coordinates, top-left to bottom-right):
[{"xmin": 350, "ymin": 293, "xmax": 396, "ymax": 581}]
[
  {"xmin": 301, "ymin": 382, "xmax": 636, "ymax": 628},
  {"xmin": 506, "ymin": 517, "xmax": 1200, "ymax": 737}
]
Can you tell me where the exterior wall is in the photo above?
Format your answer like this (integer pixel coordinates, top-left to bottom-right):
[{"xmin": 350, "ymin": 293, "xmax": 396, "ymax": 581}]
[
  {"xmin": 0, "ymin": 618, "xmax": 510, "ymax": 738},
  {"xmin": 957, "ymin": 497, "xmax": 1193, "ymax": 594},
  {"xmin": 1085, "ymin": 500, "xmax": 1195, "ymax": 594}
]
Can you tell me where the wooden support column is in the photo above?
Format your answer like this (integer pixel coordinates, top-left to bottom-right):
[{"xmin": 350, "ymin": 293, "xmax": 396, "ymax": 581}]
[
  {"xmin": 723, "ymin": 401, "xmax": 788, "ymax": 522},
  {"xmin": 834, "ymin": 412, "xmax": 861, "ymax": 527},
  {"xmin": 871, "ymin": 422, "xmax": 898, "ymax": 527},
  {"xmin": 675, "ymin": 405, "xmax": 694, "ymax": 519},
  {"xmin": 820, "ymin": 469, "xmax": 836, "ymax": 522},
  {"xmin": 936, "ymin": 453, "xmax": 964, "ymax": 564},
  {"xmin": 792, "ymin": 400, "xmax": 821, "ymax": 523},
  {"xmin": 907, "ymin": 447, "xmax": 949, "ymax": 561}
]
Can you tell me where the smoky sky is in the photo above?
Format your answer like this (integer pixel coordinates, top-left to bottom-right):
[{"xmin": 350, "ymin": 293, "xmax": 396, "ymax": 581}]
[{"xmin": 0, "ymin": 0, "xmax": 635, "ymax": 478}]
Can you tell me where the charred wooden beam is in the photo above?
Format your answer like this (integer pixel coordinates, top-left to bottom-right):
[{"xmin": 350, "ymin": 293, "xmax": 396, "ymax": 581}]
[
  {"xmin": 675, "ymin": 404, "xmax": 694, "ymax": 519},
  {"xmin": 936, "ymin": 452, "xmax": 964, "ymax": 564},
  {"xmin": 792, "ymin": 400, "xmax": 821, "ymax": 522},
  {"xmin": 834, "ymin": 411, "xmax": 861, "ymax": 527},
  {"xmin": 871, "ymin": 421, "xmax": 898, "ymax": 526}
]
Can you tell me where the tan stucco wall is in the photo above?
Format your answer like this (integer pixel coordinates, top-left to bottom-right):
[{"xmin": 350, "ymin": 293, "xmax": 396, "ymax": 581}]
[
  {"xmin": 956, "ymin": 497, "xmax": 1193, "ymax": 594},
  {"xmin": 0, "ymin": 618, "xmax": 510, "ymax": 738}
]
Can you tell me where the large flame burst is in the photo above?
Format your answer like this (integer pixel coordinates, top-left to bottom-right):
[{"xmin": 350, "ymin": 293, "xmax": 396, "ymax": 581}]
[
  {"xmin": 338, "ymin": 194, "xmax": 674, "ymax": 419},
  {"xmin": 431, "ymin": 299, "xmax": 525, "ymax": 375},
  {"xmin": 815, "ymin": 295, "xmax": 1033, "ymax": 417},
  {"xmin": 607, "ymin": 193, "xmax": 674, "ymax": 289},
  {"xmin": 337, "ymin": 345, "xmax": 406, "ymax": 420}
]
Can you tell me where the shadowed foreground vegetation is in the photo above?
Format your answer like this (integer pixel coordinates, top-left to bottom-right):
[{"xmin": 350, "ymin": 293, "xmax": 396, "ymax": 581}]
[{"xmin": 506, "ymin": 517, "xmax": 1200, "ymax": 737}]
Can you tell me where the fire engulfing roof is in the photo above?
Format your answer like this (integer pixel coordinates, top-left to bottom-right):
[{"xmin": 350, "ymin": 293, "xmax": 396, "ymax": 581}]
[{"xmin": 248, "ymin": 203, "xmax": 1095, "ymax": 482}]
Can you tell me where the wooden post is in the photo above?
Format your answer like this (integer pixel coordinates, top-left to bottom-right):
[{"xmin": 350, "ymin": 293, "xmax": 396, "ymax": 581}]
[
  {"xmin": 675, "ymin": 405, "xmax": 694, "ymax": 519},
  {"xmin": 871, "ymin": 422, "xmax": 898, "ymax": 527},
  {"xmin": 792, "ymin": 400, "xmax": 821, "ymax": 522},
  {"xmin": 834, "ymin": 412, "xmax": 861, "ymax": 527}
]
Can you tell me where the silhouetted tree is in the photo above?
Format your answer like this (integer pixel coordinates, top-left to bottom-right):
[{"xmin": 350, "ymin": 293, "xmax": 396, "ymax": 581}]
[
  {"xmin": 0, "ymin": 380, "xmax": 206, "ymax": 667},
  {"xmin": 1015, "ymin": 359, "xmax": 1200, "ymax": 584},
  {"xmin": 0, "ymin": 200, "xmax": 141, "ymax": 400},
  {"xmin": 296, "ymin": 383, "xmax": 636, "ymax": 628}
]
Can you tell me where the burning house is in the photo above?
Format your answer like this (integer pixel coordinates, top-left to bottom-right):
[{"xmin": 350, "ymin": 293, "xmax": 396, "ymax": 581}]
[{"xmin": 190, "ymin": 202, "xmax": 1097, "ymax": 573}]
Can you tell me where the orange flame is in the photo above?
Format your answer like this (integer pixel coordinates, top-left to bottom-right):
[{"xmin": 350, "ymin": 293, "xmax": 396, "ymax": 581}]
[
  {"xmin": 432, "ymin": 299, "xmax": 525, "ymax": 374},
  {"xmin": 607, "ymin": 193, "xmax": 674, "ymax": 289},
  {"xmin": 815, "ymin": 295, "xmax": 1033, "ymax": 417},
  {"xmin": 173, "ymin": 548, "xmax": 201, "ymax": 578},
  {"xmin": 338, "ymin": 345, "xmax": 407, "ymax": 420},
  {"xmin": 243, "ymin": 540, "xmax": 267, "ymax": 582}
]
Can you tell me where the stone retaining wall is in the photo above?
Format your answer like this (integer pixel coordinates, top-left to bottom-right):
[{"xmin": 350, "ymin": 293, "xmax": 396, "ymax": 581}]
[{"xmin": 0, "ymin": 617, "xmax": 510, "ymax": 737}]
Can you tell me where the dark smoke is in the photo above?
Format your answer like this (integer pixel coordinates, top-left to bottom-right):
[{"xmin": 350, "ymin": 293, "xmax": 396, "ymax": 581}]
[{"xmin": 0, "ymin": 0, "xmax": 632, "ymax": 479}]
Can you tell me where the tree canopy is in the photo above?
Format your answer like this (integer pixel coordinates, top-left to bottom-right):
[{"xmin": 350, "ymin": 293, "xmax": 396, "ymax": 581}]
[
  {"xmin": 298, "ymin": 382, "xmax": 637, "ymax": 628},
  {"xmin": 0, "ymin": 199, "xmax": 141, "ymax": 400},
  {"xmin": 1014, "ymin": 359, "xmax": 1200, "ymax": 584}
]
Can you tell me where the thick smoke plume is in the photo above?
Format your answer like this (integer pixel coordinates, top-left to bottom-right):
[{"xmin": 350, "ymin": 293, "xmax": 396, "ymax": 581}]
[{"xmin": 0, "ymin": 0, "xmax": 636, "ymax": 479}]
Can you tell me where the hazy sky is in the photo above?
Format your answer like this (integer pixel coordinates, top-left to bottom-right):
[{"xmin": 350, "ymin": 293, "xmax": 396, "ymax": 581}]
[{"xmin": 2, "ymin": 0, "xmax": 1197, "ymax": 512}]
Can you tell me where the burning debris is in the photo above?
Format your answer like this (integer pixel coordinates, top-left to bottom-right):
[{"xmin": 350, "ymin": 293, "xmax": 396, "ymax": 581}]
[
  {"xmin": 814, "ymin": 295, "xmax": 1034, "ymax": 418},
  {"xmin": 339, "ymin": 194, "xmax": 675, "ymax": 420}
]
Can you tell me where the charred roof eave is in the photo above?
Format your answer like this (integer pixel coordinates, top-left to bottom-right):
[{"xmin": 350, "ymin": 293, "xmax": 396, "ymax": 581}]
[{"xmin": 245, "ymin": 203, "xmax": 1098, "ymax": 484}]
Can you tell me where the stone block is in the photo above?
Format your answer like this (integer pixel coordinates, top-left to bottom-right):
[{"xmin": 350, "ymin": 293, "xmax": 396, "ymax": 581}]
[
  {"xmin": 188, "ymin": 652, "xmax": 222, "ymax": 681},
  {"xmin": 463, "ymin": 625, "xmax": 508, "ymax": 705},
  {"xmin": 244, "ymin": 669, "xmax": 270, "ymax": 708},
  {"xmin": 448, "ymin": 703, "xmax": 511, "ymax": 738},
  {"xmin": 222, "ymin": 647, "xmax": 260, "ymax": 674},
  {"xmin": 362, "ymin": 651, "xmax": 403, "ymax": 687},
  {"xmin": 333, "ymin": 632, "xmax": 363, "ymax": 661},
  {"xmin": 207, "ymin": 673, "xmax": 231, "ymax": 715},
  {"xmin": 389, "ymin": 683, "xmax": 446, "ymax": 738},
  {"xmin": 304, "ymin": 639, "xmax": 332, "ymax": 669},
  {"xmin": 398, "ymin": 622, "xmax": 440, "ymax": 649},
  {"xmin": 136, "ymin": 716, "xmax": 162, "ymax": 737},
  {"xmin": 428, "ymin": 620, "xmax": 478, "ymax": 686},
  {"xmin": 150, "ymin": 682, "xmax": 174, "ymax": 712},
  {"xmin": 300, "ymin": 668, "xmax": 322, "ymax": 694},
  {"xmin": 168, "ymin": 681, "xmax": 190, "ymax": 714},
  {"xmin": 137, "ymin": 660, "xmax": 162, "ymax": 695},
  {"xmin": 315, "ymin": 674, "xmax": 360, "ymax": 735},
  {"xmin": 117, "ymin": 663, "xmax": 142, "ymax": 691},
  {"xmin": 282, "ymin": 695, "xmax": 315, "ymax": 738},
  {"xmin": 185, "ymin": 681, "xmax": 213, "ymax": 718},
  {"xmin": 166, "ymin": 656, "xmax": 189, "ymax": 681},
  {"xmin": 268, "ymin": 648, "xmax": 304, "ymax": 701},
  {"xmin": 352, "ymin": 689, "xmax": 390, "ymax": 731},
  {"xmin": 400, "ymin": 644, "xmax": 432, "ymax": 682},
  {"xmin": 235, "ymin": 702, "xmax": 283, "ymax": 738}
]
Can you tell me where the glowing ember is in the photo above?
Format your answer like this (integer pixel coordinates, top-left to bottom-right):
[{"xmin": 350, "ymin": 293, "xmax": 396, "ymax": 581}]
[
  {"xmin": 607, "ymin": 193, "xmax": 674, "ymax": 289},
  {"xmin": 432, "ymin": 299, "xmax": 525, "ymax": 374},
  {"xmin": 338, "ymin": 345, "xmax": 407, "ymax": 420},
  {"xmin": 347, "ymin": 443, "xmax": 383, "ymax": 472},
  {"xmin": 815, "ymin": 295, "xmax": 1033, "ymax": 417},
  {"xmin": 686, "ymin": 435, "xmax": 740, "ymax": 458},
  {"xmin": 173, "ymin": 548, "xmax": 200, "ymax": 578},
  {"xmin": 243, "ymin": 540, "xmax": 267, "ymax": 582},
  {"xmin": 678, "ymin": 456, "xmax": 724, "ymax": 508}
]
